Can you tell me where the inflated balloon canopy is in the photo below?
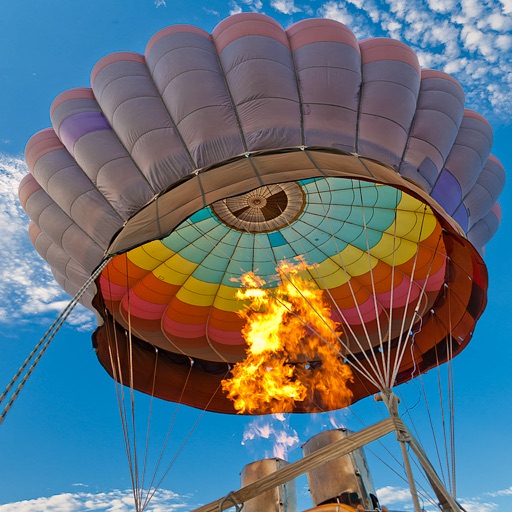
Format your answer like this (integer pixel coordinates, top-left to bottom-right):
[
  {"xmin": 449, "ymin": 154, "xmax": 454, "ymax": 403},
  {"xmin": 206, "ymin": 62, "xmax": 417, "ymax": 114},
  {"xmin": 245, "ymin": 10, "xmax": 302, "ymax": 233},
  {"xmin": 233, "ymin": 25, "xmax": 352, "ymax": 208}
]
[{"xmin": 20, "ymin": 14, "xmax": 505, "ymax": 413}]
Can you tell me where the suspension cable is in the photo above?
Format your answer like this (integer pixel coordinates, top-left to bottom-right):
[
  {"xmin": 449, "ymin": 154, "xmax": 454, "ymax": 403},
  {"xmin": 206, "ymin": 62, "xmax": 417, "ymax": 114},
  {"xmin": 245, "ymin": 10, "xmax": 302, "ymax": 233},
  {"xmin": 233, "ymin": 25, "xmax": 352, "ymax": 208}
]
[{"xmin": 0, "ymin": 258, "xmax": 111, "ymax": 426}]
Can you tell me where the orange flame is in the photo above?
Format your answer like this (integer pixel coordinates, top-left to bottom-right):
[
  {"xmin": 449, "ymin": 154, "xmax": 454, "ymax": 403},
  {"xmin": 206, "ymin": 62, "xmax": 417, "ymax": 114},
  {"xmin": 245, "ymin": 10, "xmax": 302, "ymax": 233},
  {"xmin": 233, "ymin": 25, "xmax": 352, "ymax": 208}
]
[{"xmin": 222, "ymin": 258, "xmax": 353, "ymax": 414}]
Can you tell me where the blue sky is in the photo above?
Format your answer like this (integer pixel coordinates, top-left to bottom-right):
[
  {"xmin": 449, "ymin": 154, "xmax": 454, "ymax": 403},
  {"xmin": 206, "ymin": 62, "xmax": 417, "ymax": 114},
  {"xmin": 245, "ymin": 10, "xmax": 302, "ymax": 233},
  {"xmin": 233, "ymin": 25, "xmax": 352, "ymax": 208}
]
[{"xmin": 0, "ymin": 0, "xmax": 511, "ymax": 511}]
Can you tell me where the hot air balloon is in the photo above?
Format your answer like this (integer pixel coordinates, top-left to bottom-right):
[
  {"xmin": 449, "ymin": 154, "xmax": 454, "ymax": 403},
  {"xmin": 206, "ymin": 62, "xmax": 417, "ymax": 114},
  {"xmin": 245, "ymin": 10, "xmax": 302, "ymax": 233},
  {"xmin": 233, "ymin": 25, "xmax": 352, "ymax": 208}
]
[
  {"xmin": 19, "ymin": 14, "xmax": 504, "ymax": 416},
  {"xmin": 15, "ymin": 12, "xmax": 506, "ymax": 512}
]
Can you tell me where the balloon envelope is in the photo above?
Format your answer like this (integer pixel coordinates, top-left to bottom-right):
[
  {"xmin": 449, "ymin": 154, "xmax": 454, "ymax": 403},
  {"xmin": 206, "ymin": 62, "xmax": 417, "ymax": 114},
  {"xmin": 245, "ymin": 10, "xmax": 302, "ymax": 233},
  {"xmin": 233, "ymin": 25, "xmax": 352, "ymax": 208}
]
[{"xmin": 20, "ymin": 13, "xmax": 505, "ymax": 413}]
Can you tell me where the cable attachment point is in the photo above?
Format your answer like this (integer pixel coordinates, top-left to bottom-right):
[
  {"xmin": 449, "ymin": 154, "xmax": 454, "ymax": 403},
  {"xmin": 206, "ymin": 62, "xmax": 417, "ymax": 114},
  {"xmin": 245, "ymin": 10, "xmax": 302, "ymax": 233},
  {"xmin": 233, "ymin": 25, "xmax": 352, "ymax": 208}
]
[{"xmin": 219, "ymin": 491, "xmax": 243, "ymax": 511}]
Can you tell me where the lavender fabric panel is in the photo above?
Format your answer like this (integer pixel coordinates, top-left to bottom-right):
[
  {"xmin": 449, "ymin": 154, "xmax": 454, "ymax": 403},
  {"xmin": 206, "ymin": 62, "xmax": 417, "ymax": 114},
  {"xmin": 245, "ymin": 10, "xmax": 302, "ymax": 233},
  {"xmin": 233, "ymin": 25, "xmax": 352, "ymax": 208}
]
[
  {"xmin": 31, "ymin": 225, "xmax": 95, "ymax": 308},
  {"xmin": 148, "ymin": 31, "xmax": 244, "ymax": 167},
  {"xmin": 37, "ymin": 231, "xmax": 93, "ymax": 303},
  {"xmin": 23, "ymin": 186, "xmax": 104, "ymax": 272},
  {"xmin": 93, "ymin": 59, "xmax": 195, "ymax": 188},
  {"xmin": 468, "ymin": 208, "xmax": 500, "ymax": 252},
  {"xmin": 293, "ymin": 41, "xmax": 361, "ymax": 150},
  {"xmin": 73, "ymin": 130, "xmax": 154, "ymax": 217},
  {"xmin": 400, "ymin": 73, "xmax": 464, "ymax": 191},
  {"xmin": 358, "ymin": 57, "xmax": 420, "ymax": 168},
  {"xmin": 431, "ymin": 169, "xmax": 462, "ymax": 217},
  {"xmin": 443, "ymin": 114, "xmax": 493, "ymax": 197},
  {"xmin": 217, "ymin": 34, "xmax": 301, "ymax": 151},
  {"xmin": 31, "ymin": 144, "xmax": 123, "ymax": 247},
  {"xmin": 59, "ymin": 111, "xmax": 111, "ymax": 154},
  {"xmin": 464, "ymin": 156, "xmax": 506, "ymax": 229}
]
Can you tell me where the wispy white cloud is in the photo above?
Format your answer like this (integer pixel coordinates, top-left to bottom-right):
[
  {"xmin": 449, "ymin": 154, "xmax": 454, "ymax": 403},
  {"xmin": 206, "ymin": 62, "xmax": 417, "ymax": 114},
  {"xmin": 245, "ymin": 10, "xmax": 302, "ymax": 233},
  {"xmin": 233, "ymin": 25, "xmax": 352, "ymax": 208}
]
[
  {"xmin": 154, "ymin": 0, "xmax": 166, "ymax": 7},
  {"xmin": 377, "ymin": 485, "xmax": 503, "ymax": 512},
  {"xmin": 315, "ymin": 0, "xmax": 512, "ymax": 119},
  {"xmin": 0, "ymin": 488, "xmax": 193, "ymax": 512},
  {"xmin": 242, "ymin": 415, "xmax": 300, "ymax": 460},
  {"xmin": 271, "ymin": 0, "xmax": 302, "ymax": 15},
  {"xmin": 229, "ymin": 3, "xmax": 243, "ymax": 14},
  {"xmin": 376, "ymin": 485, "xmax": 413, "ymax": 506},
  {"xmin": 458, "ymin": 498, "xmax": 499, "ymax": 512},
  {"xmin": 0, "ymin": 154, "xmax": 95, "ymax": 330},
  {"xmin": 487, "ymin": 485, "xmax": 512, "ymax": 497}
]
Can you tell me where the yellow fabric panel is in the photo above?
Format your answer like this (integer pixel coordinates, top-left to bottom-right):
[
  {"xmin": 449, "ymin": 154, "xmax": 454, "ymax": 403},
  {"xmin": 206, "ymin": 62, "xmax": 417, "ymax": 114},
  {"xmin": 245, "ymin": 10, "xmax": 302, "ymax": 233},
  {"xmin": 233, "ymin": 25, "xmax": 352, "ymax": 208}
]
[
  {"xmin": 175, "ymin": 279, "xmax": 218, "ymax": 307},
  {"xmin": 152, "ymin": 254, "xmax": 198, "ymax": 285},
  {"xmin": 212, "ymin": 284, "xmax": 242, "ymax": 312},
  {"xmin": 127, "ymin": 241, "xmax": 175, "ymax": 270},
  {"xmin": 390, "ymin": 197, "xmax": 437, "ymax": 239}
]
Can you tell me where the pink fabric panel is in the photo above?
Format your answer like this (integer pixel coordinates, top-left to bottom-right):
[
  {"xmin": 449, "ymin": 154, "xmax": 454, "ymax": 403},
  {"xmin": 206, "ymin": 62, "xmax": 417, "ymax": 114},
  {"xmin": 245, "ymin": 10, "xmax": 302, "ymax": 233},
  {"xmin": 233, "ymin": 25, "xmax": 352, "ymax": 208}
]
[
  {"xmin": 18, "ymin": 173, "xmax": 42, "ymax": 210},
  {"xmin": 25, "ymin": 129, "xmax": 64, "ymax": 171},
  {"xmin": 358, "ymin": 39, "xmax": 420, "ymax": 168},
  {"xmin": 287, "ymin": 18, "xmax": 356, "ymax": 48},
  {"xmin": 213, "ymin": 13, "xmax": 286, "ymax": 53},
  {"xmin": 50, "ymin": 88, "xmax": 95, "ymax": 115},
  {"xmin": 207, "ymin": 325, "xmax": 245, "ymax": 345},
  {"xmin": 145, "ymin": 24, "xmax": 210, "ymax": 56},
  {"xmin": 91, "ymin": 52, "xmax": 145, "ymax": 86}
]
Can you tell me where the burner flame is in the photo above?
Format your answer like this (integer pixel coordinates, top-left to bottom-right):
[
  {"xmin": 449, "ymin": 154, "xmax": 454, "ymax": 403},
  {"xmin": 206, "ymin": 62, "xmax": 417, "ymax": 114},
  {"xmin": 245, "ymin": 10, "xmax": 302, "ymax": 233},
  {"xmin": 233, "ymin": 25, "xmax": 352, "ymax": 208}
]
[{"xmin": 222, "ymin": 258, "xmax": 353, "ymax": 414}]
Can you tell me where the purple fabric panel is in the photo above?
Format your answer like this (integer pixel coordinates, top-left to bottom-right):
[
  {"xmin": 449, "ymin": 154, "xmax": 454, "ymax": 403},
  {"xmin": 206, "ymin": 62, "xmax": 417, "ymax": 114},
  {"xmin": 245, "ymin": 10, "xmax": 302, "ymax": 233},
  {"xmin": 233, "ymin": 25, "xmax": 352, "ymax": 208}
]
[
  {"xmin": 467, "ymin": 208, "xmax": 500, "ymax": 252},
  {"xmin": 358, "ymin": 58, "xmax": 420, "ymax": 168},
  {"xmin": 431, "ymin": 168, "xmax": 462, "ymax": 216},
  {"xmin": 400, "ymin": 74, "xmax": 464, "ymax": 191},
  {"xmin": 442, "ymin": 114, "xmax": 493, "ymax": 198},
  {"xmin": 293, "ymin": 41, "xmax": 361, "ymax": 150},
  {"xmin": 31, "ymin": 146, "xmax": 123, "ymax": 247},
  {"xmin": 147, "ymin": 31, "xmax": 244, "ymax": 168},
  {"xmin": 463, "ymin": 156, "xmax": 506, "ymax": 229},
  {"xmin": 49, "ymin": 88, "xmax": 155, "ymax": 218},
  {"xmin": 452, "ymin": 204, "xmax": 469, "ymax": 232},
  {"xmin": 51, "ymin": 98, "xmax": 101, "ymax": 132},
  {"xmin": 217, "ymin": 34, "xmax": 301, "ymax": 151},
  {"xmin": 93, "ymin": 59, "xmax": 194, "ymax": 189},
  {"xmin": 59, "ymin": 112, "xmax": 111, "ymax": 154}
]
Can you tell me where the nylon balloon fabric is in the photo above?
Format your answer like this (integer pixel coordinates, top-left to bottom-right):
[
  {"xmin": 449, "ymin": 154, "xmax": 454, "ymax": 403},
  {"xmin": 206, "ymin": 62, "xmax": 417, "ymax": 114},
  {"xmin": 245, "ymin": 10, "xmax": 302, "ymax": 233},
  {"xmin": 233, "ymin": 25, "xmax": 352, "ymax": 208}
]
[{"xmin": 20, "ymin": 13, "xmax": 505, "ymax": 414}]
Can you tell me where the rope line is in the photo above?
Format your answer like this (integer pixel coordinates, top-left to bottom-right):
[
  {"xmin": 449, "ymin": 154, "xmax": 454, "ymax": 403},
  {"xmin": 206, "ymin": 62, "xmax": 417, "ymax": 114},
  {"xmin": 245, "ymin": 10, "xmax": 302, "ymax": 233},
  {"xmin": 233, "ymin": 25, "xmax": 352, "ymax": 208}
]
[{"xmin": 0, "ymin": 258, "xmax": 111, "ymax": 426}]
